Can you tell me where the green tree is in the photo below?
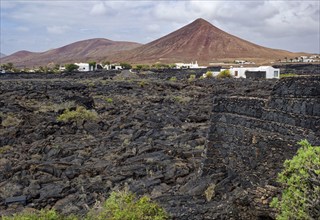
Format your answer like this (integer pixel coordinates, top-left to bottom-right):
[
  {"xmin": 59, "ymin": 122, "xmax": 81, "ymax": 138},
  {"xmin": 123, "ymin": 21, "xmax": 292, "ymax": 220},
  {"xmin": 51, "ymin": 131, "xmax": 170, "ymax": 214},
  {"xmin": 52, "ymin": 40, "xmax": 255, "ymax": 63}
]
[
  {"xmin": 270, "ymin": 140, "xmax": 320, "ymax": 219},
  {"xmin": 120, "ymin": 62, "xmax": 132, "ymax": 69},
  {"xmin": 135, "ymin": 64, "xmax": 150, "ymax": 71},
  {"xmin": 88, "ymin": 61, "xmax": 96, "ymax": 71},
  {"xmin": 103, "ymin": 61, "xmax": 111, "ymax": 65},
  {"xmin": 1, "ymin": 63, "xmax": 14, "ymax": 71},
  {"xmin": 169, "ymin": 64, "xmax": 177, "ymax": 69},
  {"xmin": 65, "ymin": 64, "xmax": 79, "ymax": 73}
]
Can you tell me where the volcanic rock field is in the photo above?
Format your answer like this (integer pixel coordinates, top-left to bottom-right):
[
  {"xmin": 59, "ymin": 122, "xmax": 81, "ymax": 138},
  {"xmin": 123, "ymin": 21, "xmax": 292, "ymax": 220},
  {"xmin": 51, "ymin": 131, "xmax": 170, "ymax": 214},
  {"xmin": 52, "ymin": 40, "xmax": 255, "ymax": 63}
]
[{"xmin": 0, "ymin": 70, "xmax": 319, "ymax": 219}]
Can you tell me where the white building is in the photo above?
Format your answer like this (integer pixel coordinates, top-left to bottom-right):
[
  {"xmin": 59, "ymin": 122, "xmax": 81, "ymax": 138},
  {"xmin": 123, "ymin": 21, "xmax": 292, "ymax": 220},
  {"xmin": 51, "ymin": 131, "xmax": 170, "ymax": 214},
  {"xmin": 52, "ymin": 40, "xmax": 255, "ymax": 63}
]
[
  {"xmin": 229, "ymin": 66, "xmax": 280, "ymax": 79},
  {"xmin": 103, "ymin": 64, "xmax": 123, "ymax": 70},
  {"xmin": 75, "ymin": 63, "xmax": 94, "ymax": 72},
  {"xmin": 175, "ymin": 61, "xmax": 207, "ymax": 69}
]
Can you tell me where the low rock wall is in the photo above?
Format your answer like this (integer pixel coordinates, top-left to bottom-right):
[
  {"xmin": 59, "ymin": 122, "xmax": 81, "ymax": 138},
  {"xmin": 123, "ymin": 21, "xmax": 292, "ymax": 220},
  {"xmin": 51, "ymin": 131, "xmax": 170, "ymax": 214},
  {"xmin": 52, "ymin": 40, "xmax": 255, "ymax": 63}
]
[{"xmin": 203, "ymin": 76, "xmax": 320, "ymax": 218}]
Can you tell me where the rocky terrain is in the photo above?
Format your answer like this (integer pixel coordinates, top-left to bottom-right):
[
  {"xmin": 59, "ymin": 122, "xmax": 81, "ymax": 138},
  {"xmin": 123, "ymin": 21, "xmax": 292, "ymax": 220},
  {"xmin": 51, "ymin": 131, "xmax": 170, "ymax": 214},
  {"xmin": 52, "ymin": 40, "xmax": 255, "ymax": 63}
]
[
  {"xmin": 273, "ymin": 63, "xmax": 320, "ymax": 75},
  {"xmin": 0, "ymin": 70, "xmax": 319, "ymax": 219}
]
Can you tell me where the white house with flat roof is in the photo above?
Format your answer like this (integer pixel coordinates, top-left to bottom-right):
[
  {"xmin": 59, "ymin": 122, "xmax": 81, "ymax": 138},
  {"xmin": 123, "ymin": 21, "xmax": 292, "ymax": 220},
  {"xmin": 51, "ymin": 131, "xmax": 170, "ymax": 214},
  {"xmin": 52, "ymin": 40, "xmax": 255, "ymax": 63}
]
[
  {"xmin": 75, "ymin": 63, "xmax": 92, "ymax": 72},
  {"xmin": 175, "ymin": 61, "xmax": 207, "ymax": 69},
  {"xmin": 228, "ymin": 66, "xmax": 280, "ymax": 79}
]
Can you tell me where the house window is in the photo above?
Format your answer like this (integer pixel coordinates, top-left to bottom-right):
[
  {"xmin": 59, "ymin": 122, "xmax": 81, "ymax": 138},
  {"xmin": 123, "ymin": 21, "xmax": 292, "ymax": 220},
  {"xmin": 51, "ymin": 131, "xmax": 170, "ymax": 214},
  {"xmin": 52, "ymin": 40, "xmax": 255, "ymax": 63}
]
[
  {"xmin": 274, "ymin": 71, "xmax": 279, "ymax": 78},
  {"xmin": 235, "ymin": 71, "xmax": 238, "ymax": 77}
]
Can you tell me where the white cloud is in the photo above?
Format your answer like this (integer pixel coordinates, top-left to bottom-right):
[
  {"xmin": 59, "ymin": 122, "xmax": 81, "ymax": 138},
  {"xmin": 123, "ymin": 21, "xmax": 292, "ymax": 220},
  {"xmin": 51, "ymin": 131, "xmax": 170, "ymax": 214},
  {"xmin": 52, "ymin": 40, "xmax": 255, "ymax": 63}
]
[
  {"xmin": 90, "ymin": 2, "xmax": 108, "ymax": 16},
  {"xmin": 1, "ymin": 0, "xmax": 319, "ymax": 55},
  {"xmin": 146, "ymin": 24, "xmax": 160, "ymax": 33},
  {"xmin": 15, "ymin": 26, "xmax": 30, "ymax": 32},
  {"xmin": 47, "ymin": 25, "xmax": 69, "ymax": 34}
]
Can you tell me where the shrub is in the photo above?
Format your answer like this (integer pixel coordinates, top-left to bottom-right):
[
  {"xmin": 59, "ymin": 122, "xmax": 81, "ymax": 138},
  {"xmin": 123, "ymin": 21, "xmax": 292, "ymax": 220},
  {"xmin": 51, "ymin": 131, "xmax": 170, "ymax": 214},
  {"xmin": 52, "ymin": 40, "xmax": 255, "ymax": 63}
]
[
  {"xmin": 280, "ymin": 73, "xmax": 298, "ymax": 78},
  {"xmin": 2, "ymin": 209, "xmax": 77, "ymax": 220},
  {"xmin": 135, "ymin": 64, "xmax": 150, "ymax": 71},
  {"xmin": 169, "ymin": 76, "xmax": 177, "ymax": 82},
  {"xmin": 151, "ymin": 63, "xmax": 170, "ymax": 70},
  {"xmin": 138, "ymin": 80, "xmax": 147, "ymax": 87},
  {"xmin": 205, "ymin": 71, "xmax": 213, "ymax": 78},
  {"xmin": 188, "ymin": 74, "xmax": 196, "ymax": 82},
  {"xmin": 57, "ymin": 106, "xmax": 98, "ymax": 123},
  {"xmin": 217, "ymin": 69, "xmax": 232, "ymax": 78},
  {"xmin": 105, "ymin": 97, "xmax": 113, "ymax": 103},
  {"xmin": 120, "ymin": 62, "xmax": 132, "ymax": 69},
  {"xmin": 86, "ymin": 189, "xmax": 168, "ymax": 220},
  {"xmin": 2, "ymin": 190, "xmax": 168, "ymax": 220},
  {"xmin": 173, "ymin": 96, "xmax": 192, "ymax": 104},
  {"xmin": 65, "ymin": 64, "xmax": 79, "ymax": 73},
  {"xmin": 0, "ymin": 145, "xmax": 12, "ymax": 154},
  {"xmin": 270, "ymin": 140, "xmax": 320, "ymax": 219},
  {"xmin": 205, "ymin": 183, "xmax": 216, "ymax": 202},
  {"xmin": 1, "ymin": 114, "xmax": 21, "ymax": 127}
]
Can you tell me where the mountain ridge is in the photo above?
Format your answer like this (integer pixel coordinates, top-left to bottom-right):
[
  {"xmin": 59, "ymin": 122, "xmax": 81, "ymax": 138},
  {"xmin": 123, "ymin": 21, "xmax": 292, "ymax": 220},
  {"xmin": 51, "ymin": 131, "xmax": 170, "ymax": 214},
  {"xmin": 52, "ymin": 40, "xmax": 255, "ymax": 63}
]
[
  {"xmin": 1, "ymin": 38, "xmax": 142, "ymax": 67},
  {"xmin": 106, "ymin": 18, "xmax": 298, "ymax": 64},
  {"xmin": 1, "ymin": 18, "xmax": 305, "ymax": 67}
]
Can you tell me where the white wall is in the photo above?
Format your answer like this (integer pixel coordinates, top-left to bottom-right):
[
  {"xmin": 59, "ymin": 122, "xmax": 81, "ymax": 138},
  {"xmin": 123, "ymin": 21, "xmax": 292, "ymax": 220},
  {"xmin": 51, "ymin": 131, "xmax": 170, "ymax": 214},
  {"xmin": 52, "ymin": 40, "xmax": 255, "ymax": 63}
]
[
  {"xmin": 229, "ymin": 66, "xmax": 280, "ymax": 79},
  {"xmin": 75, "ymin": 63, "xmax": 90, "ymax": 72}
]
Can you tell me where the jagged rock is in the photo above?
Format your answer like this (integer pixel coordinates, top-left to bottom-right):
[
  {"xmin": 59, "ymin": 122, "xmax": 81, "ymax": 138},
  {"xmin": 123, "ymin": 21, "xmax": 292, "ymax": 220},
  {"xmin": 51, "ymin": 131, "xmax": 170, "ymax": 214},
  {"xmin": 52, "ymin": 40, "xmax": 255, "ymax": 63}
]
[{"xmin": 0, "ymin": 71, "xmax": 319, "ymax": 219}]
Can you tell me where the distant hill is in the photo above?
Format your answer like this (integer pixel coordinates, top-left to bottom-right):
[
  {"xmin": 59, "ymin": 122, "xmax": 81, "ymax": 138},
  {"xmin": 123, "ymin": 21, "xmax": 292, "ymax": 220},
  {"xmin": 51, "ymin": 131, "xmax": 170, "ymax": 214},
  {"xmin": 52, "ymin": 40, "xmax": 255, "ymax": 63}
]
[
  {"xmin": 0, "ymin": 53, "xmax": 7, "ymax": 58},
  {"xmin": 1, "ymin": 39, "xmax": 142, "ymax": 67},
  {"xmin": 107, "ymin": 18, "xmax": 300, "ymax": 64},
  {"xmin": 2, "ymin": 18, "xmax": 305, "ymax": 67}
]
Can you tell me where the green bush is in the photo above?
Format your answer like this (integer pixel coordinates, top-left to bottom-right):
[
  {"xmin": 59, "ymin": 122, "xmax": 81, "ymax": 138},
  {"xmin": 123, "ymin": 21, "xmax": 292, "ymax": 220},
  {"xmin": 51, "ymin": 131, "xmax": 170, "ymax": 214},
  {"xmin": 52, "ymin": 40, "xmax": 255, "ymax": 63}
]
[
  {"xmin": 135, "ymin": 64, "xmax": 150, "ymax": 71},
  {"xmin": 217, "ymin": 69, "xmax": 232, "ymax": 78},
  {"xmin": 57, "ymin": 106, "xmax": 98, "ymax": 123},
  {"xmin": 1, "ymin": 114, "xmax": 21, "ymax": 127},
  {"xmin": 65, "ymin": 64, "xmax": 79, "ymax": 73},
  {"xmin": 104, "ymin": 97, "xmax": 113, "ymax": 103},
  {"xmin": 188, "ymin": 74, "xmax": 196, "ymax": 82},
  {"xmin": 138, "ymin": 80, "xmax": 147, "ymax": 87},
  {"xmin": 205, "ymin": 71, "xmax": 213, "ymax": 78},
  {"xmin": 169, "ymin": 76, "xmax": 177, "ymax": 82},
  {"xmin": 151, "ymin": 63, "xmax": 170, "ymax": 70},
  {"xmin": 2, "ymin": 190, "xmax": 168, "ymax": 220},
  {"xmin": 2, "ymin": 209, "xmax": 77, "ymax": 220},
  {"xmin": 120, "ymin": 62, "xmax": 132, "ymax": 69},
  {"xmin": 270, "ymin": 140, "xmax": 320, "ymax": 219},
  {"xmin": 280, "ymin": 73, "xmax": 298, "ymax": 78},
  {"xmin": 86, "ymin": 189, "xmax": 168, "ymax": 220}
]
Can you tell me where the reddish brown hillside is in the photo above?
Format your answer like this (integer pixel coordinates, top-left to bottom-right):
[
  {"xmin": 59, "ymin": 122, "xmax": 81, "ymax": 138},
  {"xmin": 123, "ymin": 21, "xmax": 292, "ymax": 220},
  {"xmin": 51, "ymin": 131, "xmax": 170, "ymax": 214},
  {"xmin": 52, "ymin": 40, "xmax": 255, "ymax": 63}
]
[
  {"xmin": 1, "ymin": 38, "xmax": 141, "ymax": 67},
  {"xmin": 108, "ymin": 18, "xmax": 298, "ymax": 64}
]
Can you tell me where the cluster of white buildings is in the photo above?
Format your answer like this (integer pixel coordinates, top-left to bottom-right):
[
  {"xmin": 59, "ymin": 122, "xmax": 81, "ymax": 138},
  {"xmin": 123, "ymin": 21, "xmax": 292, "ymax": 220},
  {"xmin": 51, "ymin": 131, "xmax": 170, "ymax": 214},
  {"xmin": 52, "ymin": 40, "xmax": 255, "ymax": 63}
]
[
  {"xmin": 175, "ymin": 61, "xmax": 207, "ymax": 69},
  {"xmin": 175, "ymin": 61, "xmax": 280, "ymax": 79},
  {"xmin": 59, "ymin": 63, "xmax": 123, "ymax": 72},
  {"xmin": 280, "ymin": 55, "xmax": 319, "ymax": 63}
]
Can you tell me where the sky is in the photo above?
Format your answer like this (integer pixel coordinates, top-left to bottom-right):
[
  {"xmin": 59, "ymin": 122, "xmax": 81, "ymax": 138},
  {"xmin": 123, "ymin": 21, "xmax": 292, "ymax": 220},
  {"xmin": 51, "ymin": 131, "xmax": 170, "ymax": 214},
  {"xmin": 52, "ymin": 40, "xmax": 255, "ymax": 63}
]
[{"xmin": 0, "ymin": 0, "xmax": 319, "ymax": 56}]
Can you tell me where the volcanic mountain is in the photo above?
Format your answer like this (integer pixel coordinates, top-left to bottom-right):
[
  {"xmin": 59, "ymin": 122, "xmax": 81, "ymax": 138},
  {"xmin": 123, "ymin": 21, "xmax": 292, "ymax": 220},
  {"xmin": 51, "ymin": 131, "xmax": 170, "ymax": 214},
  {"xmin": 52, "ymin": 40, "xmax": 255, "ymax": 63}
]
[
  {"xmin": 2, "ymin": 18, "xmax": 302, "ymax": 67},
  {"xmin": 1, "ymin": 38, "xmax": 142, "ymax": 67},
  {"xmin": 107, "ymin": 18, "xmax": 297, "ymax": 64}
]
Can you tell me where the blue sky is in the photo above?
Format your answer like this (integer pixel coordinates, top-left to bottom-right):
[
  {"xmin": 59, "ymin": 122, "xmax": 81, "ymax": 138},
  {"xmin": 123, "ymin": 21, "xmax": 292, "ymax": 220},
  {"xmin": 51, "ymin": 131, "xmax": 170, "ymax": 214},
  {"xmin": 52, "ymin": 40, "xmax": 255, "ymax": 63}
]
[{"xmin": 1, "ymin": 0, "xmax": 319, "ymax": 55}]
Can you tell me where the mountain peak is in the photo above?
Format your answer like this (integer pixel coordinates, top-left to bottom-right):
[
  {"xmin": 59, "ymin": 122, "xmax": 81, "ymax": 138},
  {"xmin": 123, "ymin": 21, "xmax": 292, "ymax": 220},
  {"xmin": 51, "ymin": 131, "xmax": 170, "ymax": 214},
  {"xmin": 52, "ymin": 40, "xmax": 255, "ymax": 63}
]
[
  {"xmin": 193, "ymin": 18, "xmax": 212, "ymax": 25},
  {"xmin": 189, "ymin": 18, "xmax": 215, "ymax": 28}
]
